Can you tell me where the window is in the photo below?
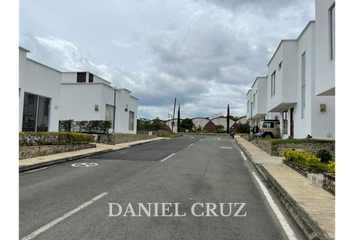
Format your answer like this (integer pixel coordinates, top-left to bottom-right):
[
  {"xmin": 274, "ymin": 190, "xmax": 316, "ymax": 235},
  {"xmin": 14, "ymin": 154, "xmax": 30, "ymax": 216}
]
[
  {"xmin": 279, "ymin": 61, "xmax": 282, "ymax": 70},
  {"xmin": 105, "ymin": 104, "xmax": 114, "ymax": 123},
  {"xmin": 77, "ymin": 72, "xmax": 86, "ymax": 82},
  {"xmin": 283, "ymin": 111, "xmax": 288, "ymax": 134},
  {"xmin": 263, "ymin": 122, "xmax": 274, "ymax": 129},
  {"xmin": 271, "ymin": 71, "xmax": 276, "ymax": 97},
  {"xmin": 301, "ymin": 52, "xmax": 306, "ymax": 119},
  {"xmin": 253, "ymin": 94, "xmax": 255, "ymax": 109},
  {"xmin": 89, "ymin": 73, "xmax": 94, "ymax": 83},
  {"xmin": 22, "ymin": 92, "xmax": 50, "ymax": 132},
  {"xmin": 129, "ymin": 111, "xmax": 135, "ymax": 131},
  {"xmin": 330, "ymin": 5, "xmax": 335, "ymax": 60}
]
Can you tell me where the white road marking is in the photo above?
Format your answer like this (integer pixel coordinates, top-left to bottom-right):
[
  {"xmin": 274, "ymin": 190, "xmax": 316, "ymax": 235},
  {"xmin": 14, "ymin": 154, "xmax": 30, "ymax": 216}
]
[
  {"xmin": 160, "ymin": 153, "xmax": 176, "ymax": 162},
  {"xmin": 118, "ymin": 151, "xmax": 127, "ymax": 154},
  {"xmin": 252, "ymin": 172, "xmax": 298, "ymax": 240},
  {"xmin": 26, "ymin": 167, "xmax": 48, "ymax": 173},
  {"xmin": 199, "ymin": 139, "xmax": 203, "ymax": 141},
  {"xmin": 190, "ymin": 137, "xmax": 194, "ymax": 139},
  {"xmin": 218, "ymin": 138, "xmax": 220, "ymax": 140},
  {"xmin": 240, "ymin": 151, "xmax": 247, "ymax": 161},
  {"xmin": 219, "ymin": 147, "xmax": 232, "ymax": 149},
  {"xmin": 188, "ymin": 143, "xmax": 194, "ymax": 147},
  {"xmin": 71, "ymin": 163, "xmax": 98, "ymax": 167},
  {"xmin": 20, "ymin": 192, "xmax": 108, "ymax": 240}
]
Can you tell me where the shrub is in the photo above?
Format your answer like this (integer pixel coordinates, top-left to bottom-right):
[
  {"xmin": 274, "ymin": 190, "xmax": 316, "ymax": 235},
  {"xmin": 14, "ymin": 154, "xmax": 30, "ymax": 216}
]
[
  {"xmin": 19, "ymin": 132, "xmax": 94, "ymax": 146},
  {"xmin": 328, "ymin": 161, "xmax": 335, "ymax": 173},
  {"xmin": 59, "ymin": 120, "xmax": 112, "ymax": 134},
  {"xmin": 305, "ymin": 155, "xmax": 321, "ymax": 167},
  {"xmin": 283, "ymin": 149, "xmax": 321, "ymax": 167},
  {"xmin": 283, "ymin": 149, "xmax": 310, "ymax": 164},
  {"xmin": 316, "ymin": 149, "xmax": 333, "ymax": 163},
  {"xmin": 236, "ymin": 121, "xmax": 250, "ymax": 134}
]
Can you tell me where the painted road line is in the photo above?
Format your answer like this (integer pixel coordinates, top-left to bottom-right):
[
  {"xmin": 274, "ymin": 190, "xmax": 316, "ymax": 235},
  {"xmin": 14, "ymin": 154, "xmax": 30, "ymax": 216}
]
[
  {"xmin": 188, "ymin": 143, "xmax": 194, "ymax": 147},
  {"xmin": 118, "ymin": 151, "xmax": 127, "ymax": 154},
  {"xmin": 199, "ymin": 139, "xmax": 203, "ymax": 141},
  {"xmin": 21, "ymin": 192, "xmax": 108, "ymax": 240},
  {"xmin": 252, "ymin": 172, "xmax": 298, "ymax": 240},
  {"xmin": 27, "ymin": 167, "xmax": 48, "ymax": 173},
  {"xmin": 240, "ymin": 151, "xmax": 247, "ymax": 161},
  {"xmin": 160, "ymin": 153, "xmax": 176, "ymax": 162}
]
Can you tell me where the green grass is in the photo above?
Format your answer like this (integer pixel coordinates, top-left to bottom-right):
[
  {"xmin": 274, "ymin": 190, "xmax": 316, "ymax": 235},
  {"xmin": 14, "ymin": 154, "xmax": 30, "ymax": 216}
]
[{"xmin": 312, "ymin": 162, "xmax": 329, "ymax": 169}]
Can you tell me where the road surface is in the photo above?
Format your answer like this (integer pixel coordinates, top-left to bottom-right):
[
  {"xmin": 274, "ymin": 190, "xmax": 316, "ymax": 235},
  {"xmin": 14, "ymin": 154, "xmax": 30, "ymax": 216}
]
[{"xmin": 19, "ymin": 135, "xmax": 306, "ymax": 240}]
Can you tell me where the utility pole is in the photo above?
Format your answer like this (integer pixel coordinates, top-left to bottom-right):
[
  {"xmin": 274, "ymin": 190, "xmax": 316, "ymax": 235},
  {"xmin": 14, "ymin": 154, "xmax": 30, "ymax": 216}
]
[
  {"xmin": 227, "ymin": 104, "xmax": 230, "ymax": 133},
  {"xmin": 177, "ymin": 104, "xmax": 180, "ymax": 132},
  {"xmin": 112, "ymin": 87, "xmax": 117, "ymax": 135},
  {"xmin": 171, "ymin": 98, "xmax": 177, "ymax": 132}
]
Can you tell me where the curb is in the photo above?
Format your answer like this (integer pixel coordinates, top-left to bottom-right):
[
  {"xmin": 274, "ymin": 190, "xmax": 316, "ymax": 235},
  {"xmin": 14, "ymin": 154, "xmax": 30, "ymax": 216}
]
[
  {"xmin": 19, "ymin": 149, "xmax": 116, "ymax": 173},
  {"xmin": 19, "ymin": 138, "xmax": 167, "ymax": 173},
  {"xmin": 234, "ymin": 138, "xmax": 331, "ymax": 240}
]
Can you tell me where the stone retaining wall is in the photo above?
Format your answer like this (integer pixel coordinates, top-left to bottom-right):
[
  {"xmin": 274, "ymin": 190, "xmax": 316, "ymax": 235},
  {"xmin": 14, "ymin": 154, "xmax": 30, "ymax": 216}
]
[
  {"xmin": 323, "ymin": 173, "xmax": 335, "ymax": 196},
  {"xmin": 96, "ymin": 134, "xmax": 158, "ymax": 145},
  {"xmin": 19, "ymin": 144, "xmax": 96, "ymax": 160},
  {"xmin": 251, "ymin": 140, "xmax": 335, "ymax": 158}
]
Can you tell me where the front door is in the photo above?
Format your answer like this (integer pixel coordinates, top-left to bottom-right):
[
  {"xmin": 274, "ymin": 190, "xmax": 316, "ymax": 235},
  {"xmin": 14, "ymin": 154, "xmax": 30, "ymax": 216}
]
[{"xmin": 290, "ymin": 108, "xmax": 294, "ymax": 137}]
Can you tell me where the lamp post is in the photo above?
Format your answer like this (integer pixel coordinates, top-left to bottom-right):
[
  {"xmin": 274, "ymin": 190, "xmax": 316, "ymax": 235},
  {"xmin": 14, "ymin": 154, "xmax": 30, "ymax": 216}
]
[
  {"xmin": 112, "ymin": 87, "xmax": 117, "ymax": 135},
  {"xmin": 250, "ymin": 102, "xmax": 253, "ymax": 133}
]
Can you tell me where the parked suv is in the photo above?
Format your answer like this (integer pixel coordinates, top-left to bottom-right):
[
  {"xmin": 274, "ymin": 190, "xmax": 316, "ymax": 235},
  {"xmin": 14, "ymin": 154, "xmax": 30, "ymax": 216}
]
[{"xmin": 254, "ymin": 119, "xmax": 280, "ymax": 139}]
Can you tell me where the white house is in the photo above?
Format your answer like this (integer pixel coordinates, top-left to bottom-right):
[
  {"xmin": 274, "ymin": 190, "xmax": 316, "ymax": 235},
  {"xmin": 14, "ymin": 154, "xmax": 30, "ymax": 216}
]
[
  {"xmin": 19, "ymin": 46, "xmax": 138, "ymax": 134},
  {"xmin": 59, "ymin": 72, "xmax": 138, "ymax": 134},
  {"xmin": 315, "ymin": 0, "xmax": 335, "ymax": 96},
  {"xmin": 267, "ymin": 21, "xmax": 335, "ymax": 139},
  {"xmin": 246, "ymin": 77, "xmax": 279, "ymax": 127},
  {"xmin": 19, "ymin": 47, "xmax": 61, "ymax": 132}
]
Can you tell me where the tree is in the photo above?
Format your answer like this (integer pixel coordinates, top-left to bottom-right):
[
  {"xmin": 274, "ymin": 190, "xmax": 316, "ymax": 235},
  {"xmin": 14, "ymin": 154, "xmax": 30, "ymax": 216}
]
[
  {"xmin": 215, "ymin": 125, "xmax": 224, "ymax": 133},
  {"xmin": 177, "ymin": 105, "xmax": 180, "ymax": 132},
  {"xmin": 180, "ymin": 118, "xmax": 194, "ymax": 132},
  {"xmin": 227, "ymin": 104, "xmax": 230, "ymax": 133}
]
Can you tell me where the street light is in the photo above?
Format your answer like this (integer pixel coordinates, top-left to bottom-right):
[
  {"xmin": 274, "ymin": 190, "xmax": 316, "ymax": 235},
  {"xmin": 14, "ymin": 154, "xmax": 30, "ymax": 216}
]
[{"xmin": 112, "ymin": 87, "xmax": 117, "ymax": 135}]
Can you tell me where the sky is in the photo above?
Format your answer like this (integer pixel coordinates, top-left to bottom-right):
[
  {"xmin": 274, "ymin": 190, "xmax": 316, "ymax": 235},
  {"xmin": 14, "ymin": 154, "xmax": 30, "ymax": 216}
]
[{"xmin": 19, "ymin": 0, "xmax": 315, "ymax": 120}]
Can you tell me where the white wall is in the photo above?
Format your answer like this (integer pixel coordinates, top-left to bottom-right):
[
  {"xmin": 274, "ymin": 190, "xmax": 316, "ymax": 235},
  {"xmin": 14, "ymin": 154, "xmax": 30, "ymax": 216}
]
[
  {"xmin": 115, "ymin": 89, "xmax": 138, "ymax": 134},
  {"xmin": 211, "ymin": 117, "xmax": 236, "ymax": 131},
  {"xmin": 315, "ymin": 0, "xmax": 335, "ymax": 96},
  {"xmin": 23, "ymin": 59, "xmax": 62, "ymax": 131},
  {"xmin": 192, "ymin": 118, "xmax": 210, "ymax": 130},
  {"xmin": 19, "ymin": 48, "xmax": 28, "ymax": 130},
  {"xmin": 267, "ymin": 41, "xmax": 298, "ymax": 112},
  {"xmin": 246, "ymin": 89, "xmax": 252, "ymax": 121},
  {"xmin": 60, "ymin": 84, "xmax": 138, "ymax": 134},
  {"xmin": 276, "ymin": 22, "xmax": 335, "ymax": 140},
  {"xmin": 60, "ymin": 84, "xmax": 104, "ymax": 121}
]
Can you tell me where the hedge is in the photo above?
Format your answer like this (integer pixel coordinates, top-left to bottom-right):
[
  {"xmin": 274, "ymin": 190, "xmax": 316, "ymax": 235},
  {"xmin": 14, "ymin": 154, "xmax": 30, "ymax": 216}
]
[
  {"xmin": 19, "ymin": 132, "xmax": 95, "ymax": 146},
  {"xmin": 59, "ymin": 120, "xmax": 112, "ymax": 134}
]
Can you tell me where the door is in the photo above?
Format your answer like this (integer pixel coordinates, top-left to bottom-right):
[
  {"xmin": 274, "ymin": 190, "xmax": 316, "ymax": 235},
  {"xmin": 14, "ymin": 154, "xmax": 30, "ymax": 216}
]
[{"xmin": 290, "ymin": 108, "xmax": 294, "ymax": 137}]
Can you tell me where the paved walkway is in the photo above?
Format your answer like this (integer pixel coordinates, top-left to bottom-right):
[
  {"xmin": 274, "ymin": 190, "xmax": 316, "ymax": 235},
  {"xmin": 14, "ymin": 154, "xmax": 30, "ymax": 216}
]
[
  {"xmin": 19, "ymin": 137, "xmax": 168, "ymax": 168},
  {"xmin": 235, "ymin": 136, "xmax": 335, "ymax": 240}
]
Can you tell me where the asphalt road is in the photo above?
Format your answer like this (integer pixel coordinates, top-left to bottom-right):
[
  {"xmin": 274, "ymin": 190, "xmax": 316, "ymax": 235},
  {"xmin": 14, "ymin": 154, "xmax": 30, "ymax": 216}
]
[{"xmin": 19, "ymin": 135, "xmax": 306, "ymax": 240}]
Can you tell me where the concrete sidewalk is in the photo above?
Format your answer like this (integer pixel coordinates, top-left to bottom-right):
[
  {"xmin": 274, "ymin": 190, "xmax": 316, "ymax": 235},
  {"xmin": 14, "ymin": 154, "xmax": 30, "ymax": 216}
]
[
  {"xmin": 235, "ymin": 136, "xmax": 335, "ymax": 240},
  {"xmin": 19, "ymin": 137, "xmax": 168, "ymax": 172}
]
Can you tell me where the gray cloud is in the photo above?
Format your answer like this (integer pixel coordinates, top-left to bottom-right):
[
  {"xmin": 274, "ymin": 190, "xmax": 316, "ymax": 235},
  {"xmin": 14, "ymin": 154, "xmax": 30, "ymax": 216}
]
[{"xmin": 19, "ymin": 0, "xmax": 315, "ymax": 120}]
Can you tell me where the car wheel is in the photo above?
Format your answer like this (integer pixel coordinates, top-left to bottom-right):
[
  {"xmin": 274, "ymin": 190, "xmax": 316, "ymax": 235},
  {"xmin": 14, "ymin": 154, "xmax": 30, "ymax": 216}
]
[{"xmin": 264, "ymin": 133, "xmax": 272, "ymax": 139}]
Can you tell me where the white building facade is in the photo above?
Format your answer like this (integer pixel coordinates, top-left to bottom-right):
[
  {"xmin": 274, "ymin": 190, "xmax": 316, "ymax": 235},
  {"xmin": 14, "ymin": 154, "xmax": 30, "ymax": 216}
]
[
  {"xmin": 19, "ymin": 47, "xmax": 61, "ymax": 132},
  {"xmin": 246, "ymin": 77, "xmax": 280, "ymax": 127},
  {"xmin": 19, "ymin": 47, "xmax": 138, "ymax": 134},
  {"xmin": 269, "ymin": 22, "xmax": 335, "ymax": 140},
  {"xmin": 315, "ymin": 0, "xmax": 335, "ymax": 96},
  {"xmin": 245, "ymin": 0, "xmax": 335, "ymax": 140},
  {"xmin": 59, "ymin": 72, "xmax": 138, "ymax": 134}
]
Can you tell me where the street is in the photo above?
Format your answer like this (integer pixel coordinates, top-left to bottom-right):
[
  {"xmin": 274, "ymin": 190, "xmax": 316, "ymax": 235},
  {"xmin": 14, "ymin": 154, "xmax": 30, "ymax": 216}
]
[{"xmin": 19, "ymin": 135, "xmax": 306, "ymax": 240}]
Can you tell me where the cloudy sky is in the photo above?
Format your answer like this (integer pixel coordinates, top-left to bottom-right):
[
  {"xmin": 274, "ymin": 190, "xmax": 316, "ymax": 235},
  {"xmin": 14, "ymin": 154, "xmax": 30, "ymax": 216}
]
[{"xmin": 19, "ymin": 0, "xmax": 315, "ymax": 120}]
